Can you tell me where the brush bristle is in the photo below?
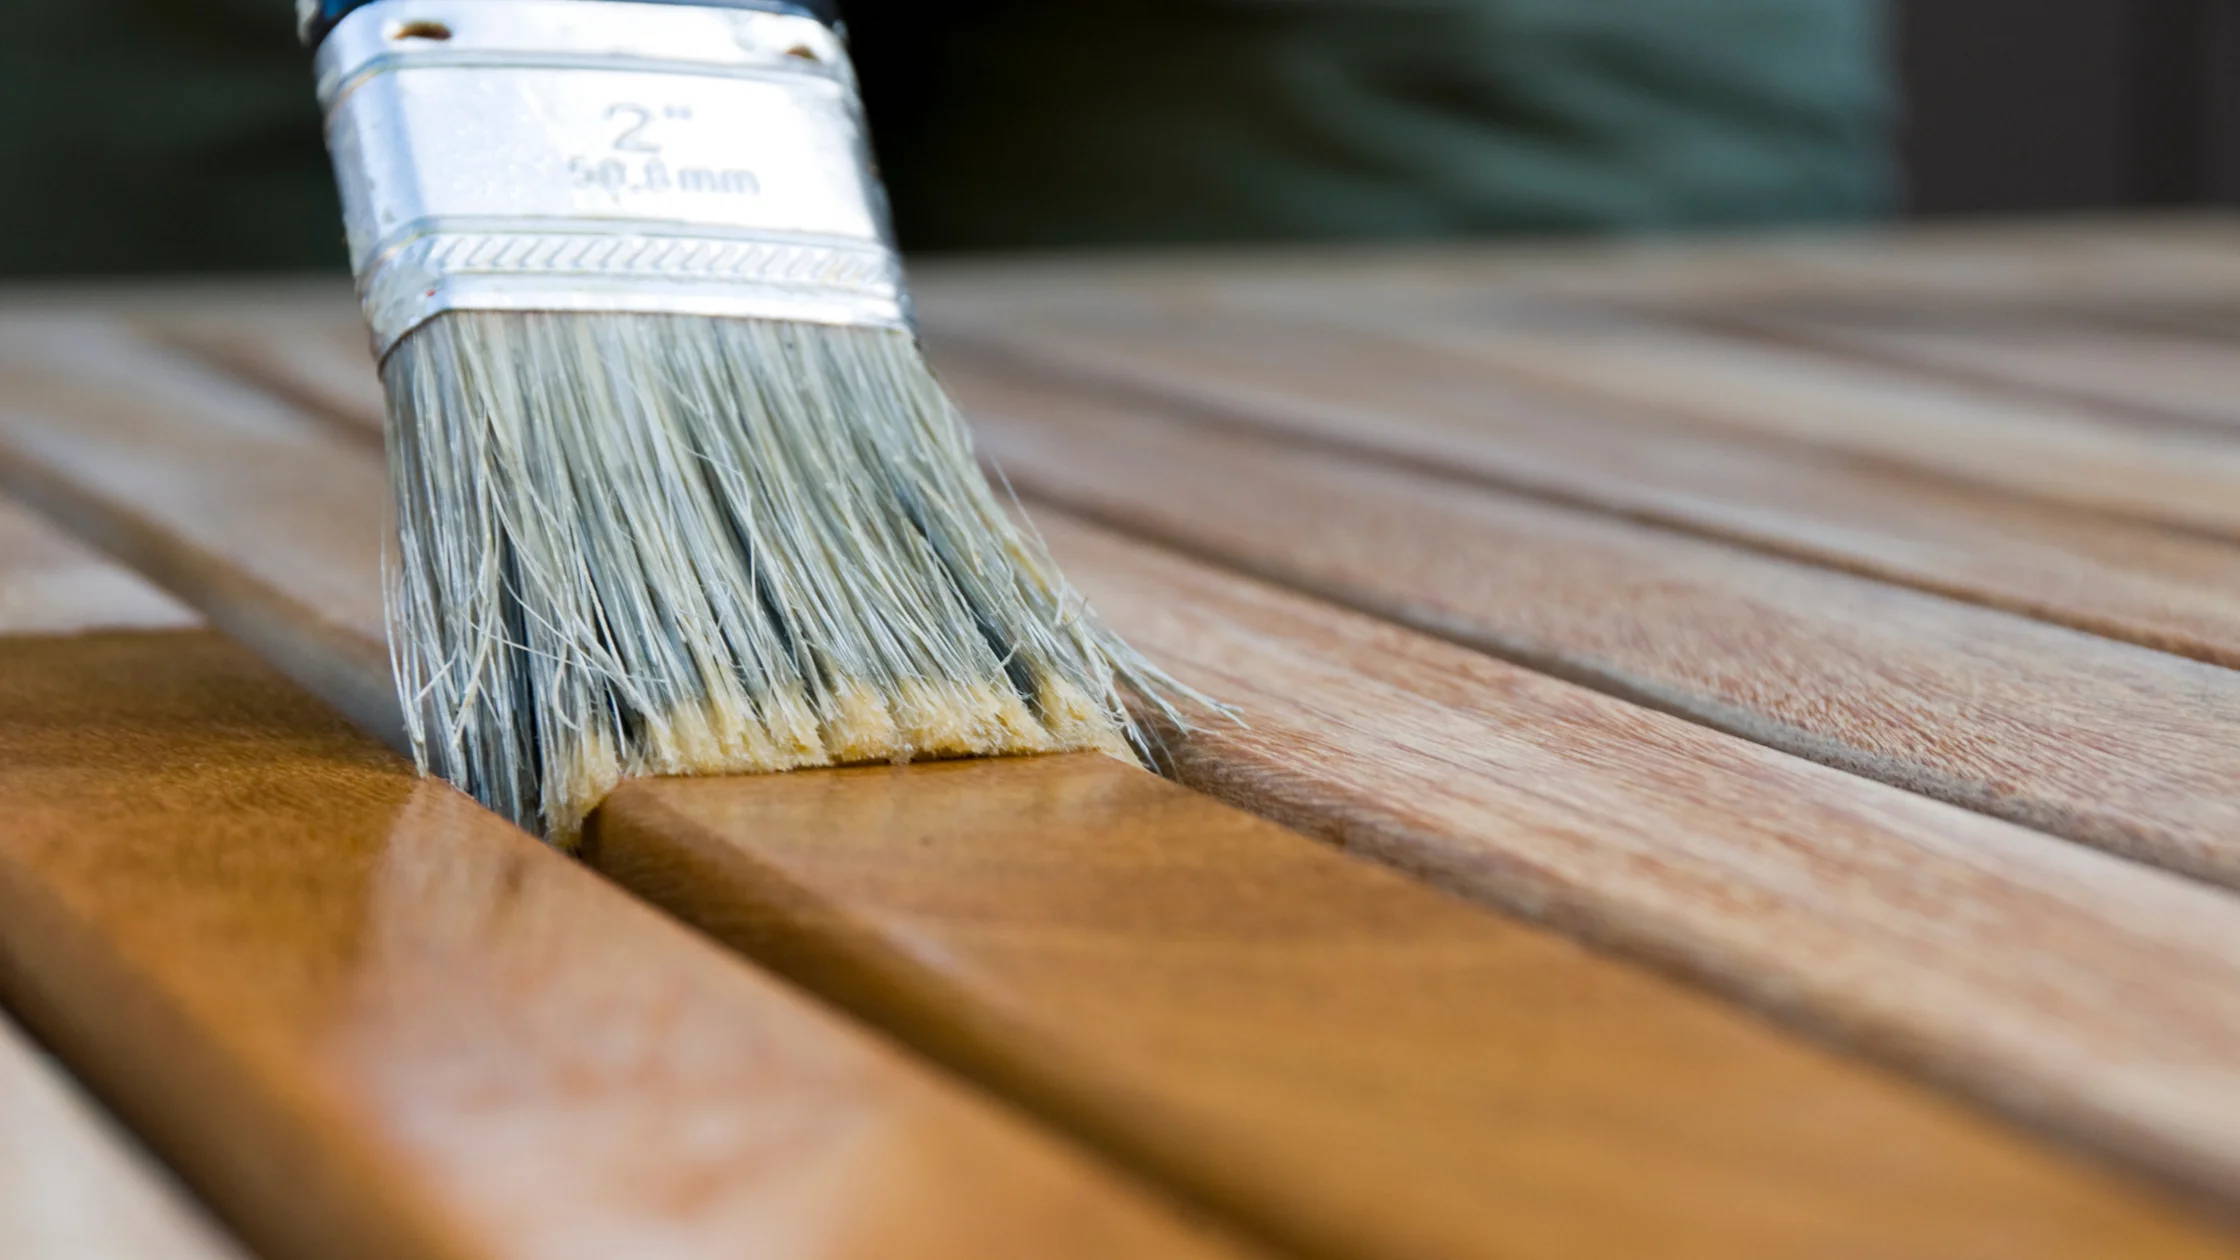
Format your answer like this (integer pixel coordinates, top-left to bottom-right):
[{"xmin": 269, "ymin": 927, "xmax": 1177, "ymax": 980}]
[{"xmin": 380, "ymin": 311, "xmax": 1190, "ymax": 842}]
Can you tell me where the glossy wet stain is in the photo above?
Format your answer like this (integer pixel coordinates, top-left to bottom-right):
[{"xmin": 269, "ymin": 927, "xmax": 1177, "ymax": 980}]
[{"xmin": 0, "ymin": 629, "xmax": 1250, "ymax": 1260}]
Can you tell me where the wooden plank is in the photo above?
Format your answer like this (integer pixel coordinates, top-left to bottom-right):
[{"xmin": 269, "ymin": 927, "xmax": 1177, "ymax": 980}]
[
  {"xmin": 0, "ymin": 506, "xmax": 1247, "ymax": 1260},
  {"xmin": 0, "ymin": 314, "xmax": 398, "ymax": 745},
  {"xmin": 941, "ymin": 364, "xmax": 2240, "ymax": 887},
  {"xmin": 0, "ymin": 496, "xmax": 197, "ymax": 635},
  {"xmin": 1, "ymin": 496, "xmax": 251, "ymax": 1260},
  {"xmin": 919, "ymin": 300, "xmax": 2240, "ymax": 668},
  {"xmin": 595, "ymin": 753, "xmax": 2240, "ymax": 1260},
  {"xmin": 144, "ymin": 306, "xmax": 388, "ymax": 445},
  {"xmin": 143, "ymin": 285, "xmax": 2240, "ymax": 677},
  {"xmin": 1382, "ymin": 303, "xmax": 2240, "ymax": 536},
  {"xmin": 918, "ymin": 214, "xmax": 2240, "ymax": 455},
  {"xmin": 1021, "ymin": 511, "xmax": 2240, "ymax": 1208},
  {"xmin": 1, "ymin": 1010, "xmax": 249, "ymax": 1260},
  {"xmin": 11, "ymin": 308, "xmax": 2240, "ymax": 1242},
  {"xmin": 1655, "ymin": 300, "xmax": 2240, "ymax": 434},
  {"xmin": 966, "ymin": 292, "xmax": 2240, "ymax": 537}
]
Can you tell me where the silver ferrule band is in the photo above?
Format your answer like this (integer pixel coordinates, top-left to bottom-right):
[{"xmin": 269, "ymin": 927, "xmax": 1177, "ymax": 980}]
[{"xmin": 316, "ymin": 0, "xmax": 906, "ymax": 358}]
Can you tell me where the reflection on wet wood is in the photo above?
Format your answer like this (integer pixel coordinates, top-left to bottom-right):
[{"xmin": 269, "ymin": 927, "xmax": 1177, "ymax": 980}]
[{"xmin": 0, "ymin": 630, "xmax": 1250, "ymax": 1260}]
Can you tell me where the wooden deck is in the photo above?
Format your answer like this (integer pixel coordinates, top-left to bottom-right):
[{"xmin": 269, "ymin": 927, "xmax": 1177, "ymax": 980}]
[{"xmin": 4, "ymin": 215, "xmax": 2240, "ymax": 1256}]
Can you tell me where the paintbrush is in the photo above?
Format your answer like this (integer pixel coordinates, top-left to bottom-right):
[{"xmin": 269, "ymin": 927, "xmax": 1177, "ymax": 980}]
[{"xmin": 303, "ymin": 0, "xmax": 1187, "ymax": 841}]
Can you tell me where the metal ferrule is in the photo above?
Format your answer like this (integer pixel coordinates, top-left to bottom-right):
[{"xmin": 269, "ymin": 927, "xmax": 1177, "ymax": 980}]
[{"xmin": 316, "ymin": 0, "xmax": 906, "ymax": 358}]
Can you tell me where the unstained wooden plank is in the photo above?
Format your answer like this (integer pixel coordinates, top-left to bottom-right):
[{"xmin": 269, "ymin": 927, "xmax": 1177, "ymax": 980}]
[
  {"xmin": 940, "ymin": 362, "xmax": 2240, "ymax": 887},
  {"xmin": 919, "ymin": 300, "xmax": 2240, "ymax": 668},
  {"xmin": 1657, "ymin": 299, "xmax": 2240, "ymax": 432},
  {"xmin": 1370, "ymin": 303, "xmax": 2240, "ymax": 536},
  {"xmin": 0, "ymin": 1010, "xmax": 249, "ymax": 1260}
]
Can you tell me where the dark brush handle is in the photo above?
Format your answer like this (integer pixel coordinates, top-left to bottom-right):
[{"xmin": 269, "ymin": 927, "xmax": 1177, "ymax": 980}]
[{"xmin": 301, "ymin": 0, "xmax": 842, "ymax": 46}]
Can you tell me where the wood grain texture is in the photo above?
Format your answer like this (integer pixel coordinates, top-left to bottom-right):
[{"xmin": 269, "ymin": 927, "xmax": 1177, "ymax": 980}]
[
  {"xmin": 13, "ymin": 310, "xmax": 2240, "ymax": 1235},
  {"xmin": 0, "ymin": 626, "xmax": 1250, "ymax": 1260},
  {"xmin": 594, "ymin": 753, "xmax": 2240, "ymax": 1260},
  {"xmin": 921, "ymin": 302, "xmax": 2240, "ymax": 668},
  {"xmin": 946, "ymin": 287, "xmax": 2240, "ymax": 536},
  {"xmin": 142, "ymin": 285, "xmax": 2240, "ymax": 678},
  {"xmin": 26, "ymin": 298, "xmax": 2240, "ymax": 1257},
  {"xmin": 0, "ymin": 314, "xmax": 399, "ymax": 745},
  {"xmin": 942, "ymin": 364, "xmax": 2240, "ymax": 887},
  {"xmin": 1367, "ymin": 303, "xmax": 2240, "ymax": 536},
  {"xmin": 0, "ymin": 1010, "xmax": 249, "ymax": 1260},
  {"xmin": 1027, "ymin": 514, "xmax": 2240, "ymax": 1208}
]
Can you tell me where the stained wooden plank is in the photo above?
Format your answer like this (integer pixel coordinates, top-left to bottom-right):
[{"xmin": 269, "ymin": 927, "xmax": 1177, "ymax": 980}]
[
  {"xmin": 0, "ymin": 502, "xmax": 247, "ymax": 1258},
  {"xmin": 0, "ymin": 501, "xmax": 248, "ymax": 1260},
  {"xmin": 919, "ymin": 300, "xmax": 2240, "ymax": 668},
  {"xmin": 10, "ymin": 308, "xmax": 2240, "ymax": 1244},
  {"xmin": 1, "ymin": 1011, "xmax": 250, "ymax": 1260},
  {"xmin": 0, "ymin": 508, "xmax": 1247, "ymax": 1260}
]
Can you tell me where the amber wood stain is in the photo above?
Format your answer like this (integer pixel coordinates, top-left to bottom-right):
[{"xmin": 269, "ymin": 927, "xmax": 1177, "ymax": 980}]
[
  {"xmin": 0, "ymin": 630, "xmax": 1255, "ymax": 1260},
  {"xmin": 0, "ymin": 509, "xmax": 1250, "ymax": 1260}
]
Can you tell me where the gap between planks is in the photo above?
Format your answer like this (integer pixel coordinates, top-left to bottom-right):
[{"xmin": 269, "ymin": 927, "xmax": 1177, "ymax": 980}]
[
  {"xmin": 586, "ymin": 753, "xmax": 2240, "ymax": 1260},
  {"xmin": 16, "ymin": 310, "xmax": 2236, "ymax": 1258},
  {"xmin": 15, "ymin": 311, "xmax": 2240, "ymax": 1257},
  {"xmin": 918, "ymin": 294, "xmax": 2240, "ymax": 671},
  {"xmin": 929, "ymin": 359, "xmax": 2240, "ymax": 890},
  {"xmin": 0, "ymin": 1007, "xmax": 251, "ymax": 1260},
  {"xmin": 0, "ymin": 499, "xmax": 1256, "ymax": 1260},
  {"xmin": 12, "ymin": 315, "xmax": 2240, "ymax": 1230},
  {"xmin": 1061, "ymin": 229, "xmax": 2240, "ymax": 541},
  {"xmin": 138, "ymin": 293, "xmax": 2240, "ymax": 887}
]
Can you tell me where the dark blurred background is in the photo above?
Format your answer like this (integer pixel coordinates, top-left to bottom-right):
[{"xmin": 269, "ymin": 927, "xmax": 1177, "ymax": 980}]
[{"xmin": 0, "ymin": 0, "xmax": 2231, "ymax": 278}]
